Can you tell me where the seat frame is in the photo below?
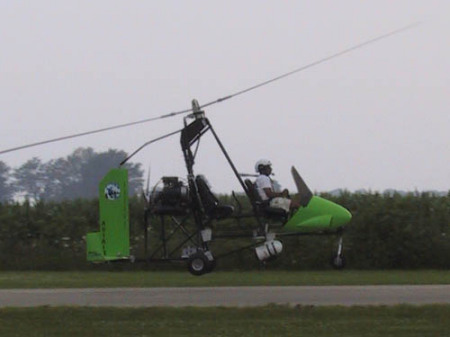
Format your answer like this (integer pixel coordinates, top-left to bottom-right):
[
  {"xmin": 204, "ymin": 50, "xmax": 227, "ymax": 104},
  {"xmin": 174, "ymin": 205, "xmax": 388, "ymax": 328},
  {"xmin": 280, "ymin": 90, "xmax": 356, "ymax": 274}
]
[{"xmin": 244, "ymin": 179, "xmax": 288, "ymax": 221}]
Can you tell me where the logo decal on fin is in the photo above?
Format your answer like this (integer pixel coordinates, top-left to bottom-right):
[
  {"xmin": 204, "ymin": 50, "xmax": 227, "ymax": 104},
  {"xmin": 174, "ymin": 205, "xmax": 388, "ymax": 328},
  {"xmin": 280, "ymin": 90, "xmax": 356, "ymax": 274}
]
[{"xmin": 105, "ymin": 183, "xmax": 120, "ymax": 200}]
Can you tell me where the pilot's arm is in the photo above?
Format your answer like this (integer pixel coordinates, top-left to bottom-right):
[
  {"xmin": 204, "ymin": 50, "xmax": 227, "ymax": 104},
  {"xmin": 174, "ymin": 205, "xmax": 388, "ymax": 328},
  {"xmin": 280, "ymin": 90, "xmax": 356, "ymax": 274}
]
[{"xmin": 263, "ymin": 187, "xmax": 289, "ymax": 199}]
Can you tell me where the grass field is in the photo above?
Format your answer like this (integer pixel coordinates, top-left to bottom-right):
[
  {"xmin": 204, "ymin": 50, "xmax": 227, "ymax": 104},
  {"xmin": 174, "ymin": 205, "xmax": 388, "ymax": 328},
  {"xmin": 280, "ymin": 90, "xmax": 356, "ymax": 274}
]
[
  {"xmin": 0, "ymin": 270, "xmax": 449, "ymax": 288},
  {"xmin": 0, "ymin": 305, "xmax": 449, "ymax": 337}
]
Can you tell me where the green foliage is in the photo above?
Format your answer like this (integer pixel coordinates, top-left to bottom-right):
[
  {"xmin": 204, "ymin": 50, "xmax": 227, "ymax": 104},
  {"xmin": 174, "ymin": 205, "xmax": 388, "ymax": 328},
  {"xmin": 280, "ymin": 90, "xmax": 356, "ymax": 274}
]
[
  {"xmin": 0, "ymin": 199, "xmax": 98, "ymax": 270},
  {"xmin": 0, "ymin": 162, "xmax": 15, "ymax": 202},
  {"xmin": 0, "ymin": 192, "xmax": 449, "ymax": 270},
  {"xmin": 12, "ymin": 157, "xmax": 46, "ymax": 200},
  {"xmin": 335, "ymin": 191, "xmax": 450, "ymax": 269},
  {"xmin": 11, "ymin": 148, "xmax": 144, "ymax": 201}
]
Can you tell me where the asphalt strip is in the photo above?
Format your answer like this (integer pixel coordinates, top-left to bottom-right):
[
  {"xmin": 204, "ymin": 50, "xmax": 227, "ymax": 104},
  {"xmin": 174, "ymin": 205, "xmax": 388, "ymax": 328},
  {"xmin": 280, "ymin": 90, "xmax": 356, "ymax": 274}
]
[{"xmin": 1, "ymin": 285, "xmax": 450, "ymax": 307}]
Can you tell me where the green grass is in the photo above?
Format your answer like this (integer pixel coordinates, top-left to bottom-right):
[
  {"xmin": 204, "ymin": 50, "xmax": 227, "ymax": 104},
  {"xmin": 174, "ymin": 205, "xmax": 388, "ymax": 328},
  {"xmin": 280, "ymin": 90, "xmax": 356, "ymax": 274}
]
[
  {"xmin": 0, "ymin": 270, "xmax": 449, "ymax": 288},
  {"xmin": 0, "ymin": 305, "xmax": 449, "ymax": 337}
]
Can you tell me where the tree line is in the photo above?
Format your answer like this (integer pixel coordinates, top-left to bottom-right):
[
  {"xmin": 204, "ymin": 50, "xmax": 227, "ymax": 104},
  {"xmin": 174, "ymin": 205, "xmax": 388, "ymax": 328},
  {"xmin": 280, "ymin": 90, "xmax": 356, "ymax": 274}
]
[
  {"xmin": 0, "ymin": 147, "xmax": 143, "ymax": 202},
  {"xmin": 0, "ymin": 191, "xmax": 448, "ymax": 271}
]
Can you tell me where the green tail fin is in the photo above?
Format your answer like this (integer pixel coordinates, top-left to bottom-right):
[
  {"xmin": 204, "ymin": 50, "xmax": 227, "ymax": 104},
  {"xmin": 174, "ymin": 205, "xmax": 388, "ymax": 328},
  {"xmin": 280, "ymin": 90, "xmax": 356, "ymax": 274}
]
[{"xmin": 87, "ymin": 168, "xmax": 130, "ymax": 262}]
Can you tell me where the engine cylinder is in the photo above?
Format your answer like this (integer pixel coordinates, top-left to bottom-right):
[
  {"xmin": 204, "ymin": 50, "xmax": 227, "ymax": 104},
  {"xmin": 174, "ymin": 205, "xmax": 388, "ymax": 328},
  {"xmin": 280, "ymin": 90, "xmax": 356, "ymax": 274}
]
[{"xmin": 255, "ymin": 240, "xmax": 283, "ymax": 261}]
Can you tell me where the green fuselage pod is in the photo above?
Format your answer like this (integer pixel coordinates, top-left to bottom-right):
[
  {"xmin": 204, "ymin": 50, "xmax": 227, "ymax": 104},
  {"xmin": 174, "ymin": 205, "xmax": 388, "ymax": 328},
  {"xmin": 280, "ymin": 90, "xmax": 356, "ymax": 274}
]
[
  {"xmin": 87, "ymin": 168, "xmax": 130, "ymax": 262},
  {"xmin": 283, "ymin": 196, "xmax": 351, "ymax": 232}
]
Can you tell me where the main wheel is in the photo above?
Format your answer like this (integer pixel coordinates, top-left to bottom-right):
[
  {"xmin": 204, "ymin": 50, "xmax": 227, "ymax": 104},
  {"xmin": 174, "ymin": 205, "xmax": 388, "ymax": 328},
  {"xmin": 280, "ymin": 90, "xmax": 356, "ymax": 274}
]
[
  {"xmin": 330, "ymin": 254, "xmax": 346, "ymax": 270},
  {"xmin": 187, "ymin": 252, "xmax": 212, "ymax": 276}
]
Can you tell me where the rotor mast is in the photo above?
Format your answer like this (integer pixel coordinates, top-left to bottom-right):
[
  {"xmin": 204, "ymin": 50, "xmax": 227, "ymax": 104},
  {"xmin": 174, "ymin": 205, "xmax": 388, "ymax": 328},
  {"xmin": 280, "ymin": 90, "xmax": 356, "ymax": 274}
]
[
  {"xmin": 191, "ymin": 99, "xmax": 205, "ymax": 119},
  {"xmin": 181, "ymin": 99, "xmax": 253, "ymax": 201}
]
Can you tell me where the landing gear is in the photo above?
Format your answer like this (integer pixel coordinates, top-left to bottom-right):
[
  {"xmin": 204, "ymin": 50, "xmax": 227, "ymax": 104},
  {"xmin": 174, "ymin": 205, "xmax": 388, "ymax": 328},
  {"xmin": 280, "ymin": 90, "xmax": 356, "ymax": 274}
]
[
  {"xmin": 330, "ymin": 253, "xmax": 346, "ymax": 269},
  {"xmin": 187, "ymin": 250, "xmax": 215, "ymax": 276},
  {"xmin": 330, "ymin": 235, "xmax": 346, "ymax": 270}
]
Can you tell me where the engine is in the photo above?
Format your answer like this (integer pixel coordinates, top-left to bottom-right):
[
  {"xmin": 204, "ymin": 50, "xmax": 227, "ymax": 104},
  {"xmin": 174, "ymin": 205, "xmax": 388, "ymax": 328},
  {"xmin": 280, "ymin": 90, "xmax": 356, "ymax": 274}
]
[{"xmin": 150, "ymin": 177, "xmax": 190, "ymax": 215}]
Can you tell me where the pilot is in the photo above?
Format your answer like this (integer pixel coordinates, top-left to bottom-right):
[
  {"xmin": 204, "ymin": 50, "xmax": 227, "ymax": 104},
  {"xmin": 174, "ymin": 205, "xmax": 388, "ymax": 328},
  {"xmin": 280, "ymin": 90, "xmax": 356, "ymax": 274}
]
[{"xmin": 254, "ymin": 159, "xmax": 300, "ymax": 212}]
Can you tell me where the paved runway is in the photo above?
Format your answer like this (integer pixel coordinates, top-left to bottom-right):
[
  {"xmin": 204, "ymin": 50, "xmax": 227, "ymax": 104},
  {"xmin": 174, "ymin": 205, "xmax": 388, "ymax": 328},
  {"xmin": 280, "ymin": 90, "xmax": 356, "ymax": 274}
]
[{"xmin": 1, "ymin": 285, "xmax": 450, "ymax": 307}]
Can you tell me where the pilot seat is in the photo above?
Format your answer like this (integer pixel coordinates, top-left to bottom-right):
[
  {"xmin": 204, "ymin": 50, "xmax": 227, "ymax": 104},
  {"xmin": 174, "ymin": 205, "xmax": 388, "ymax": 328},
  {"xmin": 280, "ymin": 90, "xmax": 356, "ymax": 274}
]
[
  {"xmin": 195, "ymin": 175, "xmax": 234, "ymax": 220},
  {"xmin": 244, "ymin": 179, "xmax": 288, "ymax": 222}
]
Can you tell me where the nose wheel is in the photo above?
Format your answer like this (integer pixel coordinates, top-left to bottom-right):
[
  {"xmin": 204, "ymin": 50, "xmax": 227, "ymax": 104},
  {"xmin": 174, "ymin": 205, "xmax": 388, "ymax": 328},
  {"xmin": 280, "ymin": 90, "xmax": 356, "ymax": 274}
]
[{"xmin": 330, "ymin": 235, "xmax": 346, "ymax": 270}]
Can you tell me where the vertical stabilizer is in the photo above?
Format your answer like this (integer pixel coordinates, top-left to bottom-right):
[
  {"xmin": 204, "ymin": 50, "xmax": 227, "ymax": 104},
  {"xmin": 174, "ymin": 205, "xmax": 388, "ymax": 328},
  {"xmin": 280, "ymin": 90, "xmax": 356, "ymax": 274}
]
[
  {"xmin": 291, "ymin": 166, "xmax": 313, "ymax": 207},
  {"xmin": 87, "ymin": 168, "xmax": 130, "ymax": 262}
]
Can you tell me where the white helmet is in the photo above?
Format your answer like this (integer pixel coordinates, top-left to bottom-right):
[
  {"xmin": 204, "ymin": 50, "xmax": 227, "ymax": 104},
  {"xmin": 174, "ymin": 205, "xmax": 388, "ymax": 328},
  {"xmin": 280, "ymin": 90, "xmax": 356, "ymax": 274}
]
[{"xmin": 255, "ymin": 159, "xmax": 272, "ymax": 173}]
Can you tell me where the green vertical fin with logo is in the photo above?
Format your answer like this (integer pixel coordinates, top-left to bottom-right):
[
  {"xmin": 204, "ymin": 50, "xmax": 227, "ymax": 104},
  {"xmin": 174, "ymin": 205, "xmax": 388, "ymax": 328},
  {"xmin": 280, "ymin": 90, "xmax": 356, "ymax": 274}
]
[{"xmin": 87, "ymin": 168, "xmax": 130, "ymax": 262}]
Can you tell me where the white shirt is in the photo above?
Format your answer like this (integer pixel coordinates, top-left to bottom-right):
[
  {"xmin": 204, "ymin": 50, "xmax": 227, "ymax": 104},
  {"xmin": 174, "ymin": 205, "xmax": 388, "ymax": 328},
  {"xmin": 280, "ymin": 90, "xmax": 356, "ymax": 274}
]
[{"xmin": 255, "ymin": 174, "xmax": 273, "ymax": 201}]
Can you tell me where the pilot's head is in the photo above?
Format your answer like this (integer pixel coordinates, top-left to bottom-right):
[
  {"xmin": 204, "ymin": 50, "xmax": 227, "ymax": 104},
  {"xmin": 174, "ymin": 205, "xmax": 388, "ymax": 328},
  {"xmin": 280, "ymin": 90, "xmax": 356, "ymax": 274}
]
[{"xmin": 255, "ymin": 159, "xmax": 272, "ymax": 175}]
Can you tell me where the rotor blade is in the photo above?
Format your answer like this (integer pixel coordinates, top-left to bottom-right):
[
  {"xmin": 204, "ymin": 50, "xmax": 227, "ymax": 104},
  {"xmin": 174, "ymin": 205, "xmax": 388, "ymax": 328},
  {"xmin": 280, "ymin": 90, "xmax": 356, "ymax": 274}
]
[
  {"xmin": 199, "ymin": 22, "xmax": 421, "ymax": 109},
  {"xmin": 238, "ymin": 173, "xmax": 259, "ymax": 178},
  {"xmin": 0, "ymin": 108, "xmax": 192, "ymax": 155},
  {"xmin": 239, "ymin": 173, "xmax": 275, "ymax": 177},
  {"xmin": 0, "ymin": 22, "xmax": 419, "ymax": 156},
  {"xmin": 119, "ymin": 128, "xmax": 182, "ymax": 166}
]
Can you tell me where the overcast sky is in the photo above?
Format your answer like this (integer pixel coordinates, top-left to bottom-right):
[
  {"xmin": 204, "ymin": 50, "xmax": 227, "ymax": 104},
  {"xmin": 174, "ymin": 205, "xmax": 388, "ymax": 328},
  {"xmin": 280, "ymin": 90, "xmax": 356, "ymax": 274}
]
[{"xmin": 0, "ymin": 1, "xmax": 449, "ymax": 193}]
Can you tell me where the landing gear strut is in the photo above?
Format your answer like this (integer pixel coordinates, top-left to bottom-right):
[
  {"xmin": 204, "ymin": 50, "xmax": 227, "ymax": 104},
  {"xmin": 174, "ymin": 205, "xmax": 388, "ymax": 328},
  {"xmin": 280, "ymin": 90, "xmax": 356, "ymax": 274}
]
[{"xmin": 330, "ymin": 235, "xmax": 346, "ymax": 270}]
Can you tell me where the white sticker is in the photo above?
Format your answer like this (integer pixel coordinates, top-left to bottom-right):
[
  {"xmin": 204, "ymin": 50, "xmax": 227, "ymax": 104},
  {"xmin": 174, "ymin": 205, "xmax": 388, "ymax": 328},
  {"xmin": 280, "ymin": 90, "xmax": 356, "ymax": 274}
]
[{"xmin": 105, "ymin": 183, "xmax": 120, "ymax": 200}]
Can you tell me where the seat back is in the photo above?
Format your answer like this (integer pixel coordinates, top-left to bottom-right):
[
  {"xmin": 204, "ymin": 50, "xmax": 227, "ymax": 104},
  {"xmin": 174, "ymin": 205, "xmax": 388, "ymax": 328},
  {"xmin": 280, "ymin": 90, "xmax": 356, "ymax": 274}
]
[
  {"xmin": 244, "ymin": 179, "xmax": 258, "ymax": 202},
  {"xmin": 195, "ymin": 175, "xmax": 234, "ymax": 219},
  {"xmin": 195, "ymin": 175, "xmax": 219, "ymax": 214}
]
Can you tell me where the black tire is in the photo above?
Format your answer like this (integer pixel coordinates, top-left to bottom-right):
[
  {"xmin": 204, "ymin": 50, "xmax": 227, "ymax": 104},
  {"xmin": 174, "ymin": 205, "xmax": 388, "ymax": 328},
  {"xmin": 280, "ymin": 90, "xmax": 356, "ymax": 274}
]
[
  {"xmin": 187, "ymin": 252, "xmax": 212, "ymax": 276},
  {"xmin": 330, "ymin": 254, "xmax": 346, "ymax": 270}
]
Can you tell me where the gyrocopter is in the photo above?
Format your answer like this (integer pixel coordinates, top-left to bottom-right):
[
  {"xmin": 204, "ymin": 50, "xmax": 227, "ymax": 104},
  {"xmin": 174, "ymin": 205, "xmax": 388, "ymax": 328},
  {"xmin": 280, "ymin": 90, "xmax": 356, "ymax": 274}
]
[
  {"xmin": 0, "ymin": 23, "xmax": 418, "ymax": 275},
  {"xmin": 86, "ymin": 99, "xmax": 352, "ymax": 275}
]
